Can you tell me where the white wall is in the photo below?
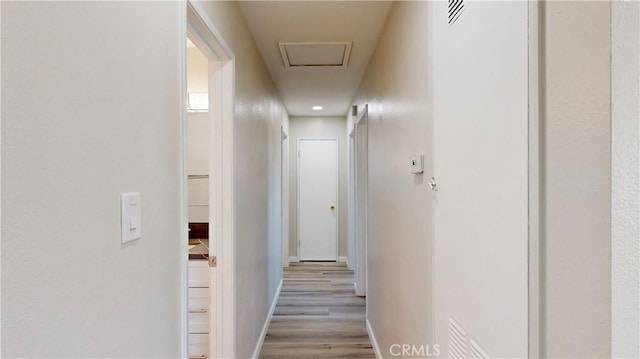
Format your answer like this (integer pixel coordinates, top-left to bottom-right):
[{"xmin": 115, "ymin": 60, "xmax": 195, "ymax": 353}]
[
  {"xmin": 354, "ymin": 1, "xmax": 615, "ymax": 357},
  {"xmin": 2, "ymin": 1, "xmax": 288, "ymax": 357},
  {"xmin": 612, "ymin": 1, "xmax": 640, "ymax": 357},
  {"xmin": 187, "ymin": 46, "xmax": 208, "ymax": 94},
  {"xmin": 542, "ymin": 1, "xmax": 612, "ymax": 357},
  {"xmin": 350, "ymin": 2, "xmax": 434, "ymax": 355},
  {"xmin": 2, "ymin": 2, "xmax": 183, "ymax": 357},
  {"xmin": 288, "ymin": 116, "xmax": 348, "ymax": 260},
  {"xmin": 196, "ymin": 2, "xmax": 288, "ymax": 358}
]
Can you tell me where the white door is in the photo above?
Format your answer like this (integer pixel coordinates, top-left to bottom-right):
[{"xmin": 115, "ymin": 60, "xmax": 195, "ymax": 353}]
[
  {"xmin": 298, "ymin": 138, "xmax": 338, "ymax": 261},
  {"xmin": 432, "ymin": 1, "xmax": 529, "ymax": 357}
]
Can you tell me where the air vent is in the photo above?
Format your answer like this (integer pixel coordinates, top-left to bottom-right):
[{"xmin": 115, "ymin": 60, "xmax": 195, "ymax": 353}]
[
  {"xmin": 278, "ymin": 42, "xmax": 352, "ymax": 68},
  {"xmin": 448, "ymin": 317, "xmax": 492, "ymax": 359},
  {"xmin": 448, "ymin": 0, "xmax": 465, "ymax": 25},
  {"xmin": 469, "ymin": 338, "xmax": 490, "ymax": 359},
  {"xmin": 448, "ymin": 317, "xmax": 468, "ymax": 359}
]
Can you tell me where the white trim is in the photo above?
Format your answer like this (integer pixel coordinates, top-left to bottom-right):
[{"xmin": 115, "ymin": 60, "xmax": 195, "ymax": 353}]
[
  {"xmin": 354, "ymin": 106, "xmax": 368, "ymax": 297},
  {"xmin": 612, "ymin": 2, "xmax": 640, "ymax": 356},
  {"xmin": 337, "ymin": 256, "xmax": 348, "ymax": 266},
  {"xmin": 528, "ymin": 1, "xmax": 541, "ymax": 358},
  {"xmin": 187, "ymin": 1, "xmax": 234, "ymax": 60},
  {"xmin": 178, "ymin": 2, "xmax": 189, "ymax": 357},
  {"xmin": 251, "ymin": 279, "xmax": 283, "ymax": 359},
  {"xmin": 347, "ymin": 126, "xmax": 356, "ymax": 270},
  {"xmin": 282, "ymin": 129, "xmax": 290, "ymax": 268},
  {"xmin": 289, "ymin": 256, "xmax": 300, "ymax": 263},
  {"xmin": 355, "ymin": 106, "xmax": 367, "ymax": 125},
  {"xmin": 366, "ymin": 319, "xmax": 383, "ymax": 359},
  {"xmin": 186, "ymin": 2, "xmax": 236, "ymax": 358},
  {"xmin": 278, "ymin": 41, "xmax": 352, "ymax": 68},
  {"xmin": 296, "ymin": 137, "xmax": 340, "ymax": 261}
]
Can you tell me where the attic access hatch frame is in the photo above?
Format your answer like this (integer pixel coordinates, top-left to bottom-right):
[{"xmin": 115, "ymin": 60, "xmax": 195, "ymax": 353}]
[{"xmin": 278, "ymin": 41, "xmax": 353, "ymax": 68}]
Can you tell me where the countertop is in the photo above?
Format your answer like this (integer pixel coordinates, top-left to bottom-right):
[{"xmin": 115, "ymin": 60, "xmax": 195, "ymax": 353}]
[{"xmin": 189, "ymin": 238, "xmax": 209, "ymax": 260}]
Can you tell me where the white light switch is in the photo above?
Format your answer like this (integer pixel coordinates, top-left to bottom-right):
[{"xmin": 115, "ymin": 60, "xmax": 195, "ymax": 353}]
[
  {"xmin": 410, "ymin": 154, "xmax": 424, "ymax": 174},
  {"xmin": 121, "ymin": 192, "xmax": 142, "ymax": 243},
  {"xmin": 130, "ymin": 215, "xmax": 139, "ymax": 230}
]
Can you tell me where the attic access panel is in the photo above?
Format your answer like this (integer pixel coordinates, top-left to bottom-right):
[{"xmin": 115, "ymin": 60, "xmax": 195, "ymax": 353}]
[{"xmin": 278, "ymin": 41, "xmax": 352, "ymax": 68}]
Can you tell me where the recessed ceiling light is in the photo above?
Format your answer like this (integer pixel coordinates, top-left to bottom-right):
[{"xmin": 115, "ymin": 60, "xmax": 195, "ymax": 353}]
[{"xmin": 312, "ymin": 106, "xmax": 323, "ymax": 110}]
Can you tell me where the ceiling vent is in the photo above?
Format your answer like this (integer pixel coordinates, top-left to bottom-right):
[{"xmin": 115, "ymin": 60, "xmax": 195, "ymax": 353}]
[{"xmin": 278, "ymin": 42, "xmax": 352, "ymax": 68}]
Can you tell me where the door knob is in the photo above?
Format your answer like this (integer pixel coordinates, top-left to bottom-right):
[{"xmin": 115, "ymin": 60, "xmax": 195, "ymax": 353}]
[{"xmin": 330, "ymin": 205, "xmax": 336, "ymax": 210}]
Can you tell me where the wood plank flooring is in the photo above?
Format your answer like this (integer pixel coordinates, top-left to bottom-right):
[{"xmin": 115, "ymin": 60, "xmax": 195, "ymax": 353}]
[{"xmin": 259, "ymin": 262, "xmax": 375, "ymax": 359}]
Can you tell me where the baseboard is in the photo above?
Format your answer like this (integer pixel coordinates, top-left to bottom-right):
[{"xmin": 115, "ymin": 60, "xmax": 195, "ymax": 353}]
[
  {"xmin": 367, "ymin": 319, "xmax": 383, "ymax": 359},
  {"xmin": 251, "ymin": 278, "xmax": 283, "ymax": 359},
  {"xmin": 288, "ymin": 256, "xmax": 300, "ymax": 263}
]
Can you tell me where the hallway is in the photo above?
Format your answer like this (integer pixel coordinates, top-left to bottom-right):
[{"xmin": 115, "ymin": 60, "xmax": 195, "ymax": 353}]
[
  {"xmin": 260, "ymin": 262, "xmax": 374, "ymax": 358},
  {"xmin": 2, "ymin": 1, "xmax": 636, "ymax": 358}
]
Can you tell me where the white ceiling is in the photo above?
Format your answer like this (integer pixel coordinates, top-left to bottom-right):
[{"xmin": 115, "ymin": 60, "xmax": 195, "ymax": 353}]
[{"xmin": 238, "ymin": 1, "xmax": 393, "ymax": 117}]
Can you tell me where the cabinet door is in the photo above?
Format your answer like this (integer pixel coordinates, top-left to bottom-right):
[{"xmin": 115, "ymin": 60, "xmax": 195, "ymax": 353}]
[
  {"xmin": 187, "ymin": 112, "xmax": 210, "ymax": 176},
  {"xmin": 188, "ymin": 260, "xmax": 209, "ymax": 288},
  {"xmin": 188, "ymin": 287, "xmax": 210, "ymax": 313},
  {"xmin": 188, "ymin": 178, "xmax": 209, "ymax": 206},
  {"xmin": 188, "ymin": 333, "xmax": 209, "ymax": 359},
  {"xmin": 432, "ymin": 2, "xmax": 528, "ymax": 357},
  {"xmin": 189, "ymin": 312, "xmax": 209, "ymax": 334}
]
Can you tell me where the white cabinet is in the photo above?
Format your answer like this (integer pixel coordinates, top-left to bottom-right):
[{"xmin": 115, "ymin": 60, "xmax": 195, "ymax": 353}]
[
  {"xmin": 188, "ymin": 260, "xmax": 210, "ymax": 358},
  {"xmin": 188, "ymin": 260, "xmax": 209, "ymax": 287},
  {"xmin": 187, "ymin": 112, "xmax": 210, "ymax": 176},
  {"xmin": 188, "ymin": 178, "xmax": 209, "ymax": 206},
  {"xmin": 188, "ymin": 288, "xmax": 210, "ymax": 313},
  {"xmin": 189, "ymin": 312, "xmax": 209, "ymax": 334},
  {"xmin": 188, "ymin": 334, "xmax": 209, "ymax": 359},
  {"xmin": 187, "ymin": 112, "xmax": 210, "ymax": 223}
]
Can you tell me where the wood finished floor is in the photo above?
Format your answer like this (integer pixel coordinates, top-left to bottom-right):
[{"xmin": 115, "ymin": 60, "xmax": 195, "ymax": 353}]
[{"xmin": 259, "ymin": 262, "xmax": 374, "ymax": 359}]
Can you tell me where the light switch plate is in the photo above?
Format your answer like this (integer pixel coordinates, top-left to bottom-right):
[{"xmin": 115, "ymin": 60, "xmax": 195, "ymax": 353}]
[
  {"xmin": 121, "ymin": 192, "xmax": 142, "ymax": 243},
  {"xmin": 410, "ymin": 154, "xmax": 424, "ymax": 174}
]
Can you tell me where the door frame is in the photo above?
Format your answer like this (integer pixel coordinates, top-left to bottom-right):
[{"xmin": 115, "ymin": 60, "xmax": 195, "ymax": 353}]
[
  {"xmin": 183, "ymin": 1, "xmax": 236, "ymax": 358},
  {"xmin": 281, "ymin": 127, "xmax": 290, "ymax": 267},
  {"xmin": 347, "ymin": 128, "xmax": 356, "ymax": 270},
  {"xmin": 296, "ymin": 137, "xmax": 339, "ymax": 261},
  {"xmin": 353, "ymin": 105, "xmax": 368, "ymax": 297},
  {"xmin": 528, "ymin": 1, "xmax": 541, "ymax": 357}
]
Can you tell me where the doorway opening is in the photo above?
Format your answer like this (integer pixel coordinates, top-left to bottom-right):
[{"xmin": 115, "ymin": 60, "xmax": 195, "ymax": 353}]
[
  {"xmin": 185, "ymin": 32, "xmax": 211, "ymax": 359},
  {"xmin": 351, "ymin": 105, "xmax": 368, "ymax": 297},
  {"xmin": 287, "ymin": 116, "xmax": 349, "ymax": 265},
  {"xmin": 181, "ymin": 1, "xmax": 236, "ymax": 358}
]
